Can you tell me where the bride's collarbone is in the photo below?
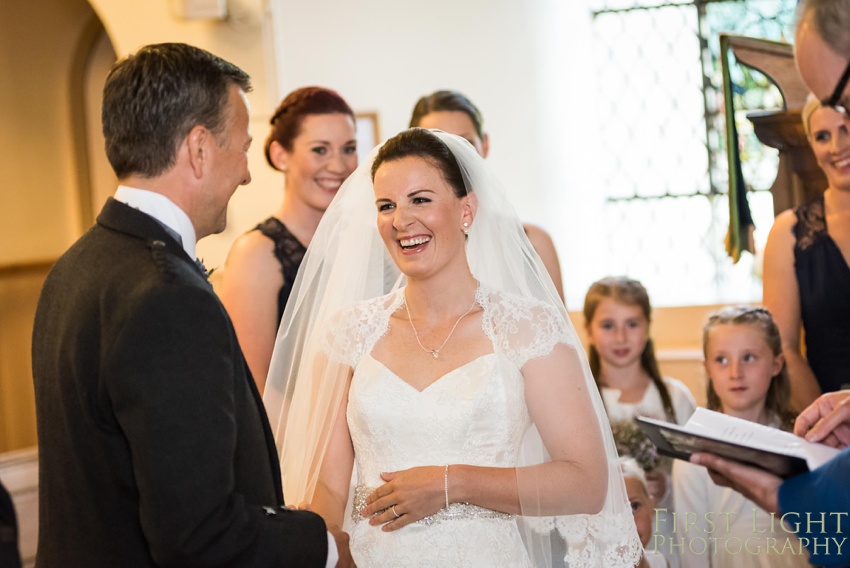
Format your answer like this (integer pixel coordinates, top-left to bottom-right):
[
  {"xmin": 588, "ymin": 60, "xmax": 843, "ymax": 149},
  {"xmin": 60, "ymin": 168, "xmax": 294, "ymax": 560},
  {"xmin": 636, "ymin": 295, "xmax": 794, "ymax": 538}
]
[
  {"xmin": 375, "ymin": 351, "xmax": 491, "ymax": 392},
  {"xmin": 373, "ymin": 320, "xmax": 492, "ymax": 391}
]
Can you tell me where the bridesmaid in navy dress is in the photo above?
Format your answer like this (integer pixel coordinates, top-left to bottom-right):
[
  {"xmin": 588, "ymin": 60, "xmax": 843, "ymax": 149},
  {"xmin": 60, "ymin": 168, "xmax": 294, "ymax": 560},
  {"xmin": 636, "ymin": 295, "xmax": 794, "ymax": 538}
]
[
  {"xmin": 763, "ymin": 95, "xmax": 850, "ymax": 410},
  {"xmin": 218, "ymin": 87, "xmax": 357, "ymax": 393}
]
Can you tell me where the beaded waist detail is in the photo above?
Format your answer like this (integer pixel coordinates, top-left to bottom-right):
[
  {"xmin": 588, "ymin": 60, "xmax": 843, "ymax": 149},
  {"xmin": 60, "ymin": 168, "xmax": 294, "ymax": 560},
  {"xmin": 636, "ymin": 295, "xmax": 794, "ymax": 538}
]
[{"xmin": 351, "ymin": 485, "xmax": 514, "ymax": 526}]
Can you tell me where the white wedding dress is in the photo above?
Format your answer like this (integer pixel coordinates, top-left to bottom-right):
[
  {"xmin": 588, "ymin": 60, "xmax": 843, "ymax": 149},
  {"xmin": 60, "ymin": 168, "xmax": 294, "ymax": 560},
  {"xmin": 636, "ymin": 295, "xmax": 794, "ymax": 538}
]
[
  {"xmin": 268, "ymin": 130, "xmax": 642, "ymax": 568},
  {"xmin": 335, "ymin": 284, "xmax": 569, "ymax": 567}
]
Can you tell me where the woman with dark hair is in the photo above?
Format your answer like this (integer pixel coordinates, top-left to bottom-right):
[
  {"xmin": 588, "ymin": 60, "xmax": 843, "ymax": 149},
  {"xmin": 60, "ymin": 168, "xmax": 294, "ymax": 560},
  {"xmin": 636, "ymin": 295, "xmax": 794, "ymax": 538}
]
[
  {"xmin": 409, "ymin": 90, "xmax": 566, "ymax": 301},
  {"xmin": 218, "ymin": 87, "xmax": 357, "ymax": 392},
  {"xmin": 264, "ymin": 128, "xmax": 641, "ymax": 566}
]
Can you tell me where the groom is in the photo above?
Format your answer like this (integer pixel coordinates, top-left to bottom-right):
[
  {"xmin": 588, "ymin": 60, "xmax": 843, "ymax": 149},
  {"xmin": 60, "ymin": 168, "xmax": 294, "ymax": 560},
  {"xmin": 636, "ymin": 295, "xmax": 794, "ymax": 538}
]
[{"xmin": 32, "ymin": 43, "xmax": 351, "ymax": 567}]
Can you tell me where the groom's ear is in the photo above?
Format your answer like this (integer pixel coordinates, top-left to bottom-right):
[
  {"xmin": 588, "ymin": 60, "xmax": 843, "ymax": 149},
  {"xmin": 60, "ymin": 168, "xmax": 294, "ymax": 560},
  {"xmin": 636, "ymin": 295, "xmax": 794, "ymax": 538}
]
[{"xmin": 185, "ymin": 125, "xmax": 209, "ymax": 179}]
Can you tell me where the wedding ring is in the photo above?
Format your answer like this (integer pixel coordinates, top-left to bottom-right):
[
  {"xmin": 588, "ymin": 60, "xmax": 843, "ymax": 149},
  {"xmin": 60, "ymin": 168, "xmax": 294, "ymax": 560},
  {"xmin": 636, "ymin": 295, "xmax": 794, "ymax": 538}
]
[{"xmin": 392, "ymin": 505, "xmax": 400, "ymax": 518}]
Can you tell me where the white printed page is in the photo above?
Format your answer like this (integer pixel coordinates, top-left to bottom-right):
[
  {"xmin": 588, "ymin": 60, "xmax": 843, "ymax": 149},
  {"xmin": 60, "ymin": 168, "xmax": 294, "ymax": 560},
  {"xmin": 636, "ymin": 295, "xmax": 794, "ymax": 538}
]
[{"xmin": 684, "ymin": 407, "xmax": 840, "ymax": 469}]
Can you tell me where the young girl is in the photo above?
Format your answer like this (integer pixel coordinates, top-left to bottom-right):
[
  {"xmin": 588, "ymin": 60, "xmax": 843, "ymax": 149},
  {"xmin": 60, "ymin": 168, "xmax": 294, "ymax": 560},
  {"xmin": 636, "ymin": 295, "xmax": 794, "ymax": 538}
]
[
  {"xmin": 584, "ymin": 276, "xmax": 696, "ymax": 568},
  {"xmin": 673, "ymin": 306, "xmax": 808, "ymax": 568}
]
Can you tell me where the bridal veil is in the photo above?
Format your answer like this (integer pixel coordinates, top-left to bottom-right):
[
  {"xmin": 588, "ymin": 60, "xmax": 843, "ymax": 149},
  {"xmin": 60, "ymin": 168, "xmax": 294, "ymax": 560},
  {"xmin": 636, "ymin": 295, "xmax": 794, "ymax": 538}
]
[{"xmin": 263, "ymin": 129, "xmax": 641, "ymax": 567}]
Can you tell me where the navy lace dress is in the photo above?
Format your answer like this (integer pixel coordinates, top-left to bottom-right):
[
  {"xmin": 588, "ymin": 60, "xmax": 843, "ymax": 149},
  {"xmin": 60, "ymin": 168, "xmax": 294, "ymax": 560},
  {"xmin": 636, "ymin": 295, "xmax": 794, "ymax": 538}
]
[
  {"xmin": 794, "ymin": 196, "xmax": 850, "ymax": 392},
  {"xmin": 255, "ymin": 217, "xmax": 307, "ymax": 326}
]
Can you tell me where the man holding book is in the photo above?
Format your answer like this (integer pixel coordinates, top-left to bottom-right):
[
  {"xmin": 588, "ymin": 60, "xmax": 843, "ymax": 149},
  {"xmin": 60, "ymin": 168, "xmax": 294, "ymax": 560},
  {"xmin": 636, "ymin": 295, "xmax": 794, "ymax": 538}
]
[{"xmin": 691, "ymin": 3, "xmax": 850, "ymax": 566}]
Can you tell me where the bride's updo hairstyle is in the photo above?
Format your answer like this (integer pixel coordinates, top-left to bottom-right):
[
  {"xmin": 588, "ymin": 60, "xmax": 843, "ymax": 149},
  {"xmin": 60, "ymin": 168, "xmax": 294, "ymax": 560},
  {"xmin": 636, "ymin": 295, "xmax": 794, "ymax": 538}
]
[
  {"xmin": 370, "ymin": 128, "xmax": 468, "ymax": 199},
  {"xmin": 264, "ymin": 86, "xmax": 354, "ymax": 171}
]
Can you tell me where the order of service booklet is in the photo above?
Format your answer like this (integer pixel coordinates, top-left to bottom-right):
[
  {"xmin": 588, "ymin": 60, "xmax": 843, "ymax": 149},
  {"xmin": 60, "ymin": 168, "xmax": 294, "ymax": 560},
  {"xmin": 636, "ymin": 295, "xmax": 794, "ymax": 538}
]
[{"xmin": 635, "ymin": 407, "xmax": 841, "ymax": 478}]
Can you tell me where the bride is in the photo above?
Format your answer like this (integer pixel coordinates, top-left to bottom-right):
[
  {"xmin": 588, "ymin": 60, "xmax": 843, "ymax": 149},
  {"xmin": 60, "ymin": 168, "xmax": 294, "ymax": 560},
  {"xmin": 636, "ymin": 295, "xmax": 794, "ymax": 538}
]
[{"xmin": 264, "ymin": 128, "xmax": 641, "ymax": 567}]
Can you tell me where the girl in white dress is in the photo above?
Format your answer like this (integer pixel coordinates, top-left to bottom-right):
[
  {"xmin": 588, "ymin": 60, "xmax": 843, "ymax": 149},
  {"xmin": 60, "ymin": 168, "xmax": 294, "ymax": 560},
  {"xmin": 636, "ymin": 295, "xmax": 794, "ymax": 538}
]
[
  {"xmin": 584, "ymin": 277, "xmax": 697, "ymax": 568},
  {"xmin": 673, "ymin": 306, "xmax": 809, "ymax": 568},
  {"xmin": 264, "ymin": 129, "xmax": 642, "ymax": 567}
]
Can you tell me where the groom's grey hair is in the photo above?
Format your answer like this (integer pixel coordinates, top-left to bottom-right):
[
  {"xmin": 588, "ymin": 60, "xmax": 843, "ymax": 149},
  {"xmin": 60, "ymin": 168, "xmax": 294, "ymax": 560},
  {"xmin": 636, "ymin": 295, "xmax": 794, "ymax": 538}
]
[{"xmin": 102, "ymin": 42, "xmax": 251, "ymax": 179}]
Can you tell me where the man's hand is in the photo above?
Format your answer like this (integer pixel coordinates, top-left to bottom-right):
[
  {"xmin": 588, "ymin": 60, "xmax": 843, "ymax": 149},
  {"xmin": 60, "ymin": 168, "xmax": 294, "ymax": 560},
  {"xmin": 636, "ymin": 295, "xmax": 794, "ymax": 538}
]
[
  {"xmin": 690, "ymin": 453, "xmax": 781, "ymax": 514},
  {"xmin": 794, "ymin": 390, "xmax": 850, "ymax": 449},
  {"xmin": 327, "ymin": 524, "xmax": 356, "ymax": 568}
]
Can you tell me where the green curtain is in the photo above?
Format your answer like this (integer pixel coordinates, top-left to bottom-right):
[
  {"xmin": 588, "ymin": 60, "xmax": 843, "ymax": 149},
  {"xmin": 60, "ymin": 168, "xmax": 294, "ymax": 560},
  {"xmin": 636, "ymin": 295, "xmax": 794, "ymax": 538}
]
[{"xmin": 720, "ymin": 34, "xmax": 755, "ymax": 263}]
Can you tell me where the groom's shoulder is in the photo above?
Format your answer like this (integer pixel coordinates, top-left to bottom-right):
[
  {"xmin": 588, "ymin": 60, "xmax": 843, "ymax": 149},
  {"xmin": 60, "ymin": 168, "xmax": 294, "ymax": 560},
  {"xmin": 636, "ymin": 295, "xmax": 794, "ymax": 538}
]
[{"xmin": 47, "ymin": 225, "xmax": 212, "ymax": 316}]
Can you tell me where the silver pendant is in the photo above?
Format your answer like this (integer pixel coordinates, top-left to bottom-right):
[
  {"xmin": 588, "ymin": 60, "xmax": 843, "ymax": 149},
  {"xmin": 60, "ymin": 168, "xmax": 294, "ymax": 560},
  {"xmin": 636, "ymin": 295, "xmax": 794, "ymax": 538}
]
[{"xmin": 431, "ymin": 350, "xmax": 439, "ymax": 359}]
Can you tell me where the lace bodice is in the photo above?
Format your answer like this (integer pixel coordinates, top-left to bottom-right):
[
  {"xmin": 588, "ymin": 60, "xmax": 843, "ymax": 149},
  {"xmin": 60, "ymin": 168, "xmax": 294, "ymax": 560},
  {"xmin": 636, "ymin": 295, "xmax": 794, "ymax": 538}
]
[
  {"xmin": 334, "ymin": 285, "xmax": 569, "ymax": 566},
  {"xmin": 350, "ymin": 351, "xmax": 530, "ymax": 488}
]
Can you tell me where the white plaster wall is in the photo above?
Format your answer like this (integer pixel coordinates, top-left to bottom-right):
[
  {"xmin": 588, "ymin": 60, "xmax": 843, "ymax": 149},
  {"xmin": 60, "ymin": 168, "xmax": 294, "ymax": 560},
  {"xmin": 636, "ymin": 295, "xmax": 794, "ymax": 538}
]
[
  {"xmin": 87, "ymin": 0, "xmax": 600, "ymax": 290},
  {"xmin": 269, "ymin": 0, "xmax": 600, "ymax": 306},
  {"xmin": 270, "ymin": 0, "xmax": 550, "ymax": 239}
]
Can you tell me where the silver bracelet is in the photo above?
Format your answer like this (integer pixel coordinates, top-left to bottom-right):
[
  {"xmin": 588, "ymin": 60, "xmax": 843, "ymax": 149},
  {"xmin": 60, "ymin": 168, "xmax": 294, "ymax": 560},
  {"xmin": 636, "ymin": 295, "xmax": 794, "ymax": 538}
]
[{"xmin": 444, "ymin": 464, "xmax": 449, "ymax": 509}]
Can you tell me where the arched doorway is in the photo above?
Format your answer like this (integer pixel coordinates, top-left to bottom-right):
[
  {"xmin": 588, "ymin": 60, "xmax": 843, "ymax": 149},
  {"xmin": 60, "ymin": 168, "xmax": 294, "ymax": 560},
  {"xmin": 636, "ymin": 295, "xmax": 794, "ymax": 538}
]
[
  {"xmin": 69, "ymin": 13, "xmax": 118, "ymax": 230},
  {"xmin": 0, "ymin": 0, "xmax": 116, "ymax": 563}
]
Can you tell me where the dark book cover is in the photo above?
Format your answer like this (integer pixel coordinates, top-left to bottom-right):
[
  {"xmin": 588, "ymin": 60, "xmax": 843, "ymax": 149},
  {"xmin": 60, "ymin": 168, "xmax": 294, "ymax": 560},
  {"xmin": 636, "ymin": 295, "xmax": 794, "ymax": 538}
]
[{"xmin": 635, "ymin": 415, "xmax": 809, "ymax": 479}]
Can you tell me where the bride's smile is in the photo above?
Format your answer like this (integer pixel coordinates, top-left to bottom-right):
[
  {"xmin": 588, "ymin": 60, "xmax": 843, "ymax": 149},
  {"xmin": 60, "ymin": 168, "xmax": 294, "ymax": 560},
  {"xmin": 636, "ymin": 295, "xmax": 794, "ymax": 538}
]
[{"xmin": 373, "ymin": 155, "xmax": 473, "ymax": 279}]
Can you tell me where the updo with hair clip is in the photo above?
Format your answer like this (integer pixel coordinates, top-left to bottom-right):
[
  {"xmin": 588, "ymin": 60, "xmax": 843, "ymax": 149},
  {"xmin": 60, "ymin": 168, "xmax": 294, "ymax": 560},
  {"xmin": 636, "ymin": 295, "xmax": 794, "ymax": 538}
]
[{"xmin": 264, "ymin": 86, "xmax": 355, "ymax": 171}]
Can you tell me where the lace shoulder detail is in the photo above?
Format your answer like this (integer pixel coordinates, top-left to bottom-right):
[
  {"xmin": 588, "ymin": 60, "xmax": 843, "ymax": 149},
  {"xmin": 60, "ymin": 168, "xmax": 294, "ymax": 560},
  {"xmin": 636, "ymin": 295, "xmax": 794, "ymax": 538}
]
[
  {"xmin": 255, "ymin": 217, "xmax": 307, "ymax": 280},
  {"xmin": 478, "ymin": 284, "xmax": 575, "ymax": 368},
  {"xmin": 323, "ymin": 289, "xmax": 403, "ymax": 367},
  {"xmin": 794, "ymin": 195, "xmax": 826, "ymax": 252}
]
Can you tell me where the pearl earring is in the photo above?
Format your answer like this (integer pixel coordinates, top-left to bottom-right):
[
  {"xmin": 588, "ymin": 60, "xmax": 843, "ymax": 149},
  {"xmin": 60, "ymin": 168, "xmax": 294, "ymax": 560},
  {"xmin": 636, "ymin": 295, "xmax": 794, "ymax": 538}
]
[{"xmin": 463, "ymin": 222, "xmax": 469, "ymax": 235}]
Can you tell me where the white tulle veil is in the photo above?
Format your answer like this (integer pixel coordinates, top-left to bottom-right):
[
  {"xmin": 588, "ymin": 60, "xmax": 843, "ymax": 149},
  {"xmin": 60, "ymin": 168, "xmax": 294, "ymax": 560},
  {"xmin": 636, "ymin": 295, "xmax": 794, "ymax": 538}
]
[{"xmin": 263, "ymin": 129, "xmax": 641, "ymax": 567}]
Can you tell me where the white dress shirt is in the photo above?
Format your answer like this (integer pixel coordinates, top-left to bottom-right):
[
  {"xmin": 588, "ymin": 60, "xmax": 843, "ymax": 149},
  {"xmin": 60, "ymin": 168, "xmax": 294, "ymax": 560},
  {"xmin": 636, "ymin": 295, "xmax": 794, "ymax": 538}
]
[{"xmin": 114, "ymin": 185, "xmax": 197, "ymax": 259}]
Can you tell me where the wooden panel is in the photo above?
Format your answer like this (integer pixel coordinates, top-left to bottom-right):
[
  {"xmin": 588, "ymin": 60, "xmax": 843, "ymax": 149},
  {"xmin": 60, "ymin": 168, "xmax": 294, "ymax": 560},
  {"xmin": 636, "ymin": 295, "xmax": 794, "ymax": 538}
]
[
  {"xmin": 727, "ymin": 35, "xmax": 808, "ymax": 110},
  {"xmin": 0, "ymin": 264, "xmax": 49, "ymax": 453}
]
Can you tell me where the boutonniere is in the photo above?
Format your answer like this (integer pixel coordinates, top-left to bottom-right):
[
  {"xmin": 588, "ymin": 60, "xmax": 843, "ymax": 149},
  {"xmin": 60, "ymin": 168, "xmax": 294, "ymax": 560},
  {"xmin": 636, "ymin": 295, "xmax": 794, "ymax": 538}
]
[{"xmin": 194, "ymin": 258, "xmax": 215, "ymax": 280}]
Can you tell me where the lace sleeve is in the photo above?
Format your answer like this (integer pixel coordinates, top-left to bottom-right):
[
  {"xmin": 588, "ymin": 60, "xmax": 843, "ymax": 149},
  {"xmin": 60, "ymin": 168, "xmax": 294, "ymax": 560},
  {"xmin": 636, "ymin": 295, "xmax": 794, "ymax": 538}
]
[
  {"xmin": 480, "ymin": 286, "xmax": 575, "ymax": 368},
  {"xmin": 323, "ymin": 291, "xmax": 402, "ymax": 367}
]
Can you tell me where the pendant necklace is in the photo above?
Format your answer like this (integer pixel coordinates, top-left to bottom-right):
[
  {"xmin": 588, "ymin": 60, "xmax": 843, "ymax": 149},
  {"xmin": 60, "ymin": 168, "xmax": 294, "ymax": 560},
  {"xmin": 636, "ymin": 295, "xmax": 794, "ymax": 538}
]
[{"xmin": 404, "ymin": 292, "xmax": 478, "ymax": 359}]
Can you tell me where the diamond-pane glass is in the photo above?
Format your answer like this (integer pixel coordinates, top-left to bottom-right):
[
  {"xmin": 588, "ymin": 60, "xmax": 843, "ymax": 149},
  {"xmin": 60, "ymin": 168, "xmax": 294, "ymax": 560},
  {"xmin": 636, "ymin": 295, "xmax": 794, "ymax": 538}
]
[{"xmin": 589, "ymin": 0, "xmax": 798, "ymax": 306}]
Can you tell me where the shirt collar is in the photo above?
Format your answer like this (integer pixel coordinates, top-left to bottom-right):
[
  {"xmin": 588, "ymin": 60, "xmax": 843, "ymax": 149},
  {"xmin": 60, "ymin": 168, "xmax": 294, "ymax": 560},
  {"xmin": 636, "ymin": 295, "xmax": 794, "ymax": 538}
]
[{"xmin": 114, "ymin": 185, "xmax": 197, "ymax": 259}]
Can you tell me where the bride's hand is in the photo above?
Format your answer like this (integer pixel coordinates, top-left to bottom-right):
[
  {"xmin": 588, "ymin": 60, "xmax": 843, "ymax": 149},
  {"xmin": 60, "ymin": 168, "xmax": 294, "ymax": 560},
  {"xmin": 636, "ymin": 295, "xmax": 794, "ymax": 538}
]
[{"xmin": 361, "ymin": 466, "xmax": 445, "ymax": 531}]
